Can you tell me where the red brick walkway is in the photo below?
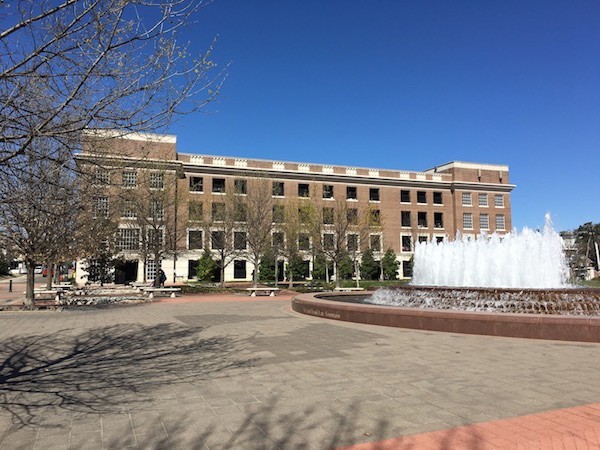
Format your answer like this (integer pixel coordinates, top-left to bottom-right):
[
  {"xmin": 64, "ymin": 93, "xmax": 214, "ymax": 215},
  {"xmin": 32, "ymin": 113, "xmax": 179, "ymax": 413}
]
[{"xmin": 339, "ymin": 403, "xmax": 600, "ymax": 449}]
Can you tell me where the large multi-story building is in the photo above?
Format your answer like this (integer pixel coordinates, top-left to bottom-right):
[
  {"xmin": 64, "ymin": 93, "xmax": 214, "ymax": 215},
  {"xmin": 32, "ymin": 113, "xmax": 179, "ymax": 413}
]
[{"xmin": 76, "ymin": 131, "xmax": 515, "ymax": 284}]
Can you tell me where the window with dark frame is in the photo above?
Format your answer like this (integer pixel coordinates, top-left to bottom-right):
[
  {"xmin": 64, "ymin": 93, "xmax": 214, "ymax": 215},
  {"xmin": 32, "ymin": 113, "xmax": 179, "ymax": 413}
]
[
  {"xmin": 323, "ymin": 207, "xmax": 334, "ymax": 224},
  {"xmin": 233, "ymin": 260, "xmax": 247, "ymax": 279},
  {"xmin": 298, "ymin": 183, "xmax": 310, "ymax": 197},
  {"xmin": 434, "ymin": 212, "xmax": 443, "ymax": 228},
  {"xmin": 212, "ymin": 202, "xmax": 225, "ymax": 221},
  {"xmin": 436, "ymin": 236, "xmax": 444, "ymax": 244},
  {"xmin": 188, "ymin": 201, "xmax": 203, "ymax": 221},
  {"xmin": 418, "ymin": 236, "xmax": 428, "ymax": 243},
  {"xmin": 272, "ymin": 232, "xmax": 285, "ymax": 249},
  {"xmin": 272, "ymin": 205, "xmax": 285, "ymax": 223},
  {"xmin": 369, "ymin": 188, "xmax": 380, "ymax": 201},
  {"xmin": 212, "ymin": 178, "xmax": 226, "ymax": 193},
  {"xmin": 346, "ymin": 186, "xmax": 357, "ymax": 200},
  {"xmin": 298, "ymin": 233, "xmax": 310, "ymax": 250},
  {"xmin": 370, "ymin": 209, "xmax": 381, "ymax": 226},
  {"xmin": 211, "ymin": 231, "xmax": 225, "ymax": 249},
  {"xmin": 347, "ymin": 208, "xmax": 358, "ymax": 225},
  {"xmin": 401, "ymin": 190, "xmax": 411, "ymax": 203},
  {"xmin": 401, "ymin": 235, "xmax": 412, "ymax": 252},
  {"xmin": 433, "ymin": 192, "xmax": 443, "ymax": 204},
  {"xmin": 370, "ymin": 234, "xmax": 381, "ymax": 252},
  {"xmin": 417, "ymin": 191, "xmax": 427, "ymax": 204},
  {"xmin": 323, "ymin": 185, "xmax": 334, "ymax": 199},
  {"xmin": 347, "ymin": 234, "xmax": 358, "ymax": 252},
  {"xmin": 401, "ymin": 211, "xmax": 411, "ymax": 227},
  {"xmin": 234, "ymin": 179, "xmax": 247, "ymax": 194},
  {"xmin": 272, "ymin": 181, "xmax": 285, "ymax": 196},
  {"xmin": 418, "ymin": 211, "xmax": 427, "ymax": 227},
  {"xmin": 323, "ymin": 233, "xmax": 335, "ymax": 250},
  {"xmin": 188, "ymin": 230, "xmax": 203, "ymax": 250},
  {"xmin": 189, "ymin": 176, "xmax": 203, "ymax": 192},
  {"xmin": 234, "ymin": 231, "xmax": 247, "ymax": 250}
]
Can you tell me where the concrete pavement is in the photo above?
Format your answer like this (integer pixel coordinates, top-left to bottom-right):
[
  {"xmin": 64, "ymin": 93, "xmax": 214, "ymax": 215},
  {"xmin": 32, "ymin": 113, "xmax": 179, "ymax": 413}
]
[{"xmin": 1, "ymin": 293, "xmax": 600, "ymax": 448}]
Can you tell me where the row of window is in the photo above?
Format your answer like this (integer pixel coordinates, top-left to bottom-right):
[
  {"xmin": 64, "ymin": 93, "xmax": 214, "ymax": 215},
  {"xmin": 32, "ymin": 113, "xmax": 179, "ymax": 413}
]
[
  {"xmin": 95, "ymin": 169, "xmax": 165, "ymax": 189},
  {"xmin": 189, "ymin": 176, "xmax": 505, "ymax": 207},
  {"xmin": 462, "ymin": 192, "xmax": 504, "ymax": 208},
  {"xmin": 401, "ymin": 211, "xmax": 444, "ymax": 228},
  {"xmin": 185, "ymin": 229, "xmax": 383, "ymax": 253},
  {"xmin": 93, "ymin": 197, "xmax": 164, "ymax": 220},
  {"xmin": 463, "ymin": 213, "xmax": 505, "ymax": 230}
]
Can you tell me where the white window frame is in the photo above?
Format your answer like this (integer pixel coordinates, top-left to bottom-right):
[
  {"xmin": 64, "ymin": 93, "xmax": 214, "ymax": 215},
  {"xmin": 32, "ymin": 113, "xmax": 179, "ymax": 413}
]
[
  {"xmin": 494, "ymin": 194, "xmax": 504, "ymax": 208},
  {"xmin": 463, "ymin": 212, "xmax": 473, "ymax": 230},
  {"xmin": 122, "ymin": 170, "xmax": 137, "ymax": 188},
  {"xmin": 462, "ymin": 192, "xmax": 472, "ymax": 206},
  {"xmin": 495, "ymin": 214, "xmax": 506, "ymax": 231},
  {"xmin": 400, "ymin": 234, "xmax": 413, "ymax": 253},
  {"xmin": 188, "ymin": 229, "xmax": 203, "ymax": 250},
  {"xmin": 479, "ymin": 213, "xmax": 490, "ymax": 230},
  {"xmin": 149, "ymin": 172, "xmax": 165, "ymax": 190},
  {"xmin": 478, "ymin": 193, "xmax": 488, "ymax": 207}
]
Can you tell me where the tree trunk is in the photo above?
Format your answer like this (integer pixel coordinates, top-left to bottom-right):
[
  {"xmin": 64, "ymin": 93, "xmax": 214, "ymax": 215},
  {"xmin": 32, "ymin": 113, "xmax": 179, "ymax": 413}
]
[
  {"xmin": 354, "ymin": 257, "xmax": 360, "ymax": 288},
  {"xmin": 46, "ymin": 261, "xmax": 53, "ymax": 289},
  {"xmin": 24, "ymin": 260, "xmax": 35, "ymax": 309},
  {"xmin": 288, "ymin": 262, "xmax": 294, "ymax": 289},
  {"xmin": 220, "ymin": 255, "xmax": 225, "ymax": 288},
  {"xmin": 253, "ymin": 260, "xmax": 258, "ymax": 288},
  {"xmin": 334, "ymin": 261, "xmax": 340, "ymax": 289}
]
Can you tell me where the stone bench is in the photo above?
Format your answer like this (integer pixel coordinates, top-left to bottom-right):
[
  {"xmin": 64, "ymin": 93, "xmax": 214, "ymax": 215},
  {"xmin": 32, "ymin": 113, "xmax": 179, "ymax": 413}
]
[
  {"xmin": 334, "ymin": 287, "xmax": 365, "ymax": 292},
  {"xmin": 246, "ymin": 287, "xmax": 280, "ymax": 297},
  {"xmin": 33, "ymin": 289, "xmax": 62, "ymax": 303},
  {"xmin": 141, "ymin": 287, "xmax": 181, "ymax": 299}
]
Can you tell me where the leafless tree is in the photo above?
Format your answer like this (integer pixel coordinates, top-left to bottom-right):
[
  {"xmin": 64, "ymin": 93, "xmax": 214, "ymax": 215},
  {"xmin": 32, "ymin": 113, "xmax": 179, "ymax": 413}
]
[
  {"xmin": 1, "ymin": 0, "xmax": 226, "ymax": 180},
  {"xmin": 243, "ymin": 179, "xmax": 273, "ymax": 287}
]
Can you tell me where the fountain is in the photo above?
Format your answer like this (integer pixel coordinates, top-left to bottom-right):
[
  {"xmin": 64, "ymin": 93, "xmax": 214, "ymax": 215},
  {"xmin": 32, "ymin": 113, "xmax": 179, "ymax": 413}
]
[{"xmin": 292, "ymin": 214, "xmax": 600, "ymax": 342}]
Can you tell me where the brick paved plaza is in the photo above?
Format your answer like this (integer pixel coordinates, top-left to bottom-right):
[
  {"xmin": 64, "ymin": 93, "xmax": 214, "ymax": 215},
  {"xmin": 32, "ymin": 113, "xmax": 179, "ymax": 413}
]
[{"xmin": 1, "ymin": 294, "xmax": 600, "ymax": 449}]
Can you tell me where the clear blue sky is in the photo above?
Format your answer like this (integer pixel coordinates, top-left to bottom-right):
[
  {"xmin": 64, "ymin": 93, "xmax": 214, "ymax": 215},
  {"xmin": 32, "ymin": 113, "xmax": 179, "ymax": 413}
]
[{"xmin": 169, "ymin": 0, "xmax": 600, "ymax": 232}]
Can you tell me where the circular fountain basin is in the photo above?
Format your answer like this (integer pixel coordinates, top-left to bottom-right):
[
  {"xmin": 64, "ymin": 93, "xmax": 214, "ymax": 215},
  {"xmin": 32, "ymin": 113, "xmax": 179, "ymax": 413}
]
[{"xmin": 291, "ymin": 286, "xmax": 600, "ymax": 343}]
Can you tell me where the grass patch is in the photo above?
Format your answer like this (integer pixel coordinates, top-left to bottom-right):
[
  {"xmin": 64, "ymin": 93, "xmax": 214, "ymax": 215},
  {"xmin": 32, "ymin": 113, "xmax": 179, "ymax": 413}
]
[{"xmin": 580, "ymin": 278, "xmax": 600, "ymax": 288}]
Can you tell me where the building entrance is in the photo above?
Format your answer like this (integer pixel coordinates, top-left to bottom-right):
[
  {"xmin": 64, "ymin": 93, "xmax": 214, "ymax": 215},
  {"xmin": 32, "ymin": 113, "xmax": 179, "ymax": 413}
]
[{"xmin": 115, "ymin": 260, "xmax": 138, "ymax": 284}]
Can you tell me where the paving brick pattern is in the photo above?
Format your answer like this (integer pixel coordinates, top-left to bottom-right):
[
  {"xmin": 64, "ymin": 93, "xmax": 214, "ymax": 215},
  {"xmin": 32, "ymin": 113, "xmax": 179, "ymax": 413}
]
[{"xmin": 1, "ymin": 294, "xmax": 600, "ymax": 449}]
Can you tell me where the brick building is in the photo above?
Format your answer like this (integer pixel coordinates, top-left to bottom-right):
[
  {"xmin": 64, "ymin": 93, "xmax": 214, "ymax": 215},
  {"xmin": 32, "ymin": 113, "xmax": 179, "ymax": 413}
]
[{"xmin": 76, "ymin": 131, "xmax": 515, "ymax": 284}]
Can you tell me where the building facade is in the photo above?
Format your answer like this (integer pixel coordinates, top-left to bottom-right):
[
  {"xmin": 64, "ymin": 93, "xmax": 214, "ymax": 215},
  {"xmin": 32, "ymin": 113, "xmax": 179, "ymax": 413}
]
[{"xmin": 76, "ymin": 131, "xmax": 515, "ymax": 284}]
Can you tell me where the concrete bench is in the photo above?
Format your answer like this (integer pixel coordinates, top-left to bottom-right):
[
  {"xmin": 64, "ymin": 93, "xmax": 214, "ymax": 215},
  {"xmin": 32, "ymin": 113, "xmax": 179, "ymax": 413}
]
[
  {"xmin": 142, "ymin": 287, "xmax": 181, "ymax": 299},
  {"xmin": 130, "ymin": 282, "xmax": 152, "ymax": 292},
  {"xmin": 33, "ymin": 289, "xmax": 62, "ymax": 302},
  {"xmin": 334, "ymin": 287, "xmax": 365, "ymax": 292},
  {"xmin": 246, "ymin": 287, "xmax": 280, "ymax": 297}
]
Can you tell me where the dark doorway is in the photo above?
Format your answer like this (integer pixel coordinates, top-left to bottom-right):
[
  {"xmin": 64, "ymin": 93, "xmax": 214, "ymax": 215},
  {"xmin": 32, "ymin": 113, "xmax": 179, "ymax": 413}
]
[
  {"xmin": 188, "ymin": 260, "xmax": 199, "ymax": 280},
  {"xmin": 277, "ymin": 260, "xmax": 285, "ymax": 282},
  {"xmin": 114, "ymin": 260, "xmax": 138, "ymax": 284}
]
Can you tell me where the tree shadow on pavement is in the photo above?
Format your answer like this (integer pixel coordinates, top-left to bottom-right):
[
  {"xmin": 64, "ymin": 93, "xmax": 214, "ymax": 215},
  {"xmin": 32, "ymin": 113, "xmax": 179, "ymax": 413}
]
[{"xmin": 0, "ymin": 323, "xmax": 257, "ymax": 427}]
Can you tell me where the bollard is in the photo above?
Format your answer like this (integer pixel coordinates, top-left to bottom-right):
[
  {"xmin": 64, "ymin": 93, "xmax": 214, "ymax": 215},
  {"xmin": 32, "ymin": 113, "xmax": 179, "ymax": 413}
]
[{"xmin": 8, "ymin": 280, "xmax": 12, "ymax": 292}]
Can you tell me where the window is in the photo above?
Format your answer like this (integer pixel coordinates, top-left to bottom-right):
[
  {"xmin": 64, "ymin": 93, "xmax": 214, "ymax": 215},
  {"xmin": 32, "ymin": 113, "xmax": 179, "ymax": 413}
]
[
  {"xmin": 496, "ymin": 214, "xmax": 506, "ymax": 230},
  {"xmin": 234, "ymin": 179, "xmax": 247, "ymax": 194},
  {"xmin": 233, "ymin": 260, "xmax": 246, "ymax": 279},
  {"xmin": 149, "ymin": 173, "xmax": 164, "ymax": 190},
  {"xmin": 369, "ymin": 188, "xmax": 380, "ymax": 202},
  {"xmin": 433, "ymin": 192, "xmax": 443, "ymax": 205},
  {"xmin": 370, "ymin": 234, "xmax": 381, "ymax": 252},
  {"xmin": 272, "ymin": 232, "xmax": 285, "ymax": 249},
  {"xmin": 480, "ymin": 213, "xmax": 489, "ymax": 230},
  {"xmin": 211, "ymin": 231, "xmax": 225, "ymax": 250},
  {"xmin": 122, "ymin": 171, "xmax": 137, "ymax": 188},
  {"xmin": 189, "ymin": 230, "xmax": 203, "ymax": 250},
  {"xmin": 462, "ymin": 192, "xmax": 472, "ymax": 206},
  {"xmin": 148, "ymin": 228, "xmax": 164, "ymax": 248},
  {"xmin": 434, "ymin": 212, "xmax": 443, "ymax": 228},
  {"xmin": 189, "ymin": 201, "xmax": 203, "ymax": 221},
  {"xmin": 298, "ymin": 183, "xmax": 309, "ymax": 197},
  {"xmin": 495, "ymin": 194, "xmax": 504, "ymax": 208},
  {"xmin": 146, "ymin": 259, "xmax": 158, "ymax": 282},
  {"xmin": 436, "ymin": 236, "xmax": 444, "ymax": 244},
  {"xmin": 417, "ymin": 191, "xmax": 427, "ymax": 204},
  {"xmin": 93, "ymin": 197, "xmax": 109, "ymax": 219},
  {"xmin": 323, "ymin": 207, "xmax": 334, "ymax": 224},
  {"xmin": 94, "ymin": 168, "xmax": 110, "ymax": 185},
  {"xmin": 347, "ymin": 234, "xmax": 358, "ymax": 252},
  {"xmin": 347, "ymin": 208, "xmax": 358, "ymax": 225},
  {"xmin": 212, "ymin": 202, "xmax": 225, "ymax": 221},
  {"xmin": 212, "ymin": 178, "xmax": 226, "ymax": 193},
  {"xmin": 272, "ymin": 181, "xmax": 285, "ymax": 197},
  {"xmin": 346, "ymin": 186, "xmax": 357, "ymax": 200},
  {"xmin": 401, "ymin": 190, "xmax": 411, "ymax": 203},
  {"xmin": 234, "ymin": 231, "xmax": 247, "ymax": 250},
  {"xmin": 272, "ymin": 205, "xmax": 285, "ymax": 223},
  {"xmin": 122, "ymin": 200, "xmax": 136, "ymax": 219},
  {"xmin": 149, "ymin": 200, "xmax": 164, "ymax": 220},
  {"xmin": 370, "ymin": 209, "xmax": 381, "ymax": 226},
  {"xmin": 234, "ymin": 204, "xmax": 247, "ymax": 222},
  {"xmin": 298, "ymin": 233, "xmax": 310, "ymax": 250},
  {"xmin": 323, "ymin": 233, "xmax": 335, "ymax": 250},
  {"xmin": 417, "ymin": 212, "xmax": 427, "ymax": 227},
  {"xmin": 117, "ymin": 228, "xmax": 140, "ymax": 251},
  {"xmin": 401, "ymin": 211, "xmax": 411, "ymax": 227},
  {"xmin": 478, "ymin": 193, "xmax": 488, "ymax": 207},
  {"xmin": 323, "ymin": 185, "xmax": 334, "ymax": 199},
  {"xmin": 418, "ymin": 236, "xmax": 428, "ymax": 244},
  {"xmin": 463, "ymin": 213, "xmax": 473, "ymax": 229},
  {"xmin": 189, "ymin": 176, "xmax": 203, "ymax": 192},
  {"xmin": 401, "ymin": 235, "xmax": 412, "ymax": 252},
  {"xmin": 299, "ymin": 207, "xmax": 311, "ymax": 224}
]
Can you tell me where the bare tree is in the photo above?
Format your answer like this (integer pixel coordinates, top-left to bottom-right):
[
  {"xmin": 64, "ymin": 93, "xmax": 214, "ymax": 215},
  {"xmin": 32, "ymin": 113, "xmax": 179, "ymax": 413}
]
[
  {"xmin": 1, "ymin": 0, "xmax": 226, "ymax": 180},
  {"xmin": 244, "ymin": 179, "xmax": 273, "ymax": 287}
]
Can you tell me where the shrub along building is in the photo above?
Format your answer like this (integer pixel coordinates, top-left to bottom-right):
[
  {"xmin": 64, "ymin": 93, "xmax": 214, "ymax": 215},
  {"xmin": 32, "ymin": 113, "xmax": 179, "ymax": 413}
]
[{"xmin": 76, "ymin": 131, "xmax": 515, "ymax": 285}]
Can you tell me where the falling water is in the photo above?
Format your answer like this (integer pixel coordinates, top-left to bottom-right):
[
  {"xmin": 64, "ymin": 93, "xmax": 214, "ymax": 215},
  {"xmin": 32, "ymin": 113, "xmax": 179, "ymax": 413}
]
[{"xmin": 411, "ymin": 213, "xmax": 569, "ymax": 288}]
